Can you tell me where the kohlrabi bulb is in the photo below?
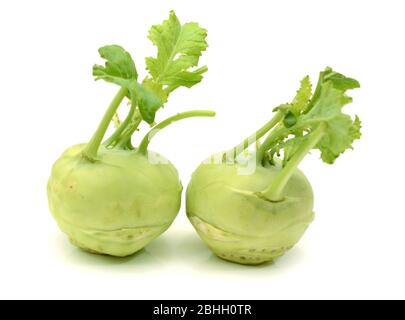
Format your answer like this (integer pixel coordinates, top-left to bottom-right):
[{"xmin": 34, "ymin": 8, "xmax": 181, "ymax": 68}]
[
  {"xmin": 48, "ymin": 144, "xmax": 182, "ymax": 257},
  {"xmin": 186, "ymin": 159, "xmax": 314, "ymax": 265}
]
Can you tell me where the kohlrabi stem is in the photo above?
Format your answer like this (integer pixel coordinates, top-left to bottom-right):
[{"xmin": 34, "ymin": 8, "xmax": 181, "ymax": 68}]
[
  {"xmin": 82, "ymin": 87, "xmax": 128, "ymax": 160},
  {"xmin": 226, "ymin": 111, "xmax": 283, "ymax": 159},
  {"xmin": 261, "ymin": 122, "xmax": 326, "ymax": 201},
  {"xmin": 304, "ymin": 71, "xmax": 324, "ymax": 113},
  {"xmin": 137, "ymin": 110, "xmax": 216, "ymax": 155},
  {"xmin": 256, "ymin": 126, "xmax": 288, "ymax": 163},
  {"xmin": 115, "ymin": 111, "xmax": 142, "ymax": 149},
  {"xmin": 103, "ymin": 103, "xmax": 136, "ymax": 147}
]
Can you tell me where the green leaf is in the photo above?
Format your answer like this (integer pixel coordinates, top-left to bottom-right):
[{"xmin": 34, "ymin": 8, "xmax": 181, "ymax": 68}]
[
  {"xmin": 92, "ymin": 13, "xmax": 208, "ymax": 125},
  {"xmin": 323, "ymin": 67, "xmax": 360, "ymax": 91},
  {"xmin": 93, "ymin": 45, "xmax": 164, "ymax": 124},
  {"xmin": 292, "ymin": 70, "xmax": 361, "ymax": 164},
  {"xmin": 316, "ymin": 114, "xmax": 360, "ymax": 164},
  {"xmin": 302, "ymin": 82, "xmax": 348, "ymax": 122},
  {"xmin": 93, "ymin": 45, "xmax": 138, "ymax": 81},
  {"xmin": 291, "ymin": 76, "xmax": 312, "ymax": 114},
  {"xmin": 145, "ymin": 11, "xmax": 208, "ymax": 92},
  {"xmin": 351, "ymin": 115, "xmax": 362, "ymax": 140},
  {"xmin": 142, "ymin": 77, "xmax": 168, "ymax": 103},
  {"xmin": 131, "ymin": 82, "xmax": 163, "ymax": 124},
  {"xmin": 273, "ymin": 77, "xmax": 312, "ymax": 129}
]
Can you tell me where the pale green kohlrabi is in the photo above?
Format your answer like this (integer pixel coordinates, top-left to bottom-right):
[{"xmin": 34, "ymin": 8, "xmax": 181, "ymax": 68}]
[
  {"xmin": 187, "ymin": 68, "xmax": 361, "ymax": 265},
  {"xmin": 47, "ymin": 11, "xmax": 215, "ymax": 257}
]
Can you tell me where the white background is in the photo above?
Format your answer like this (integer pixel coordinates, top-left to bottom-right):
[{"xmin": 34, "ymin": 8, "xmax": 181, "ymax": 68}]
[{"xmin": 0, "ymin": 0, "xmax": 404, "ymax": 300}]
